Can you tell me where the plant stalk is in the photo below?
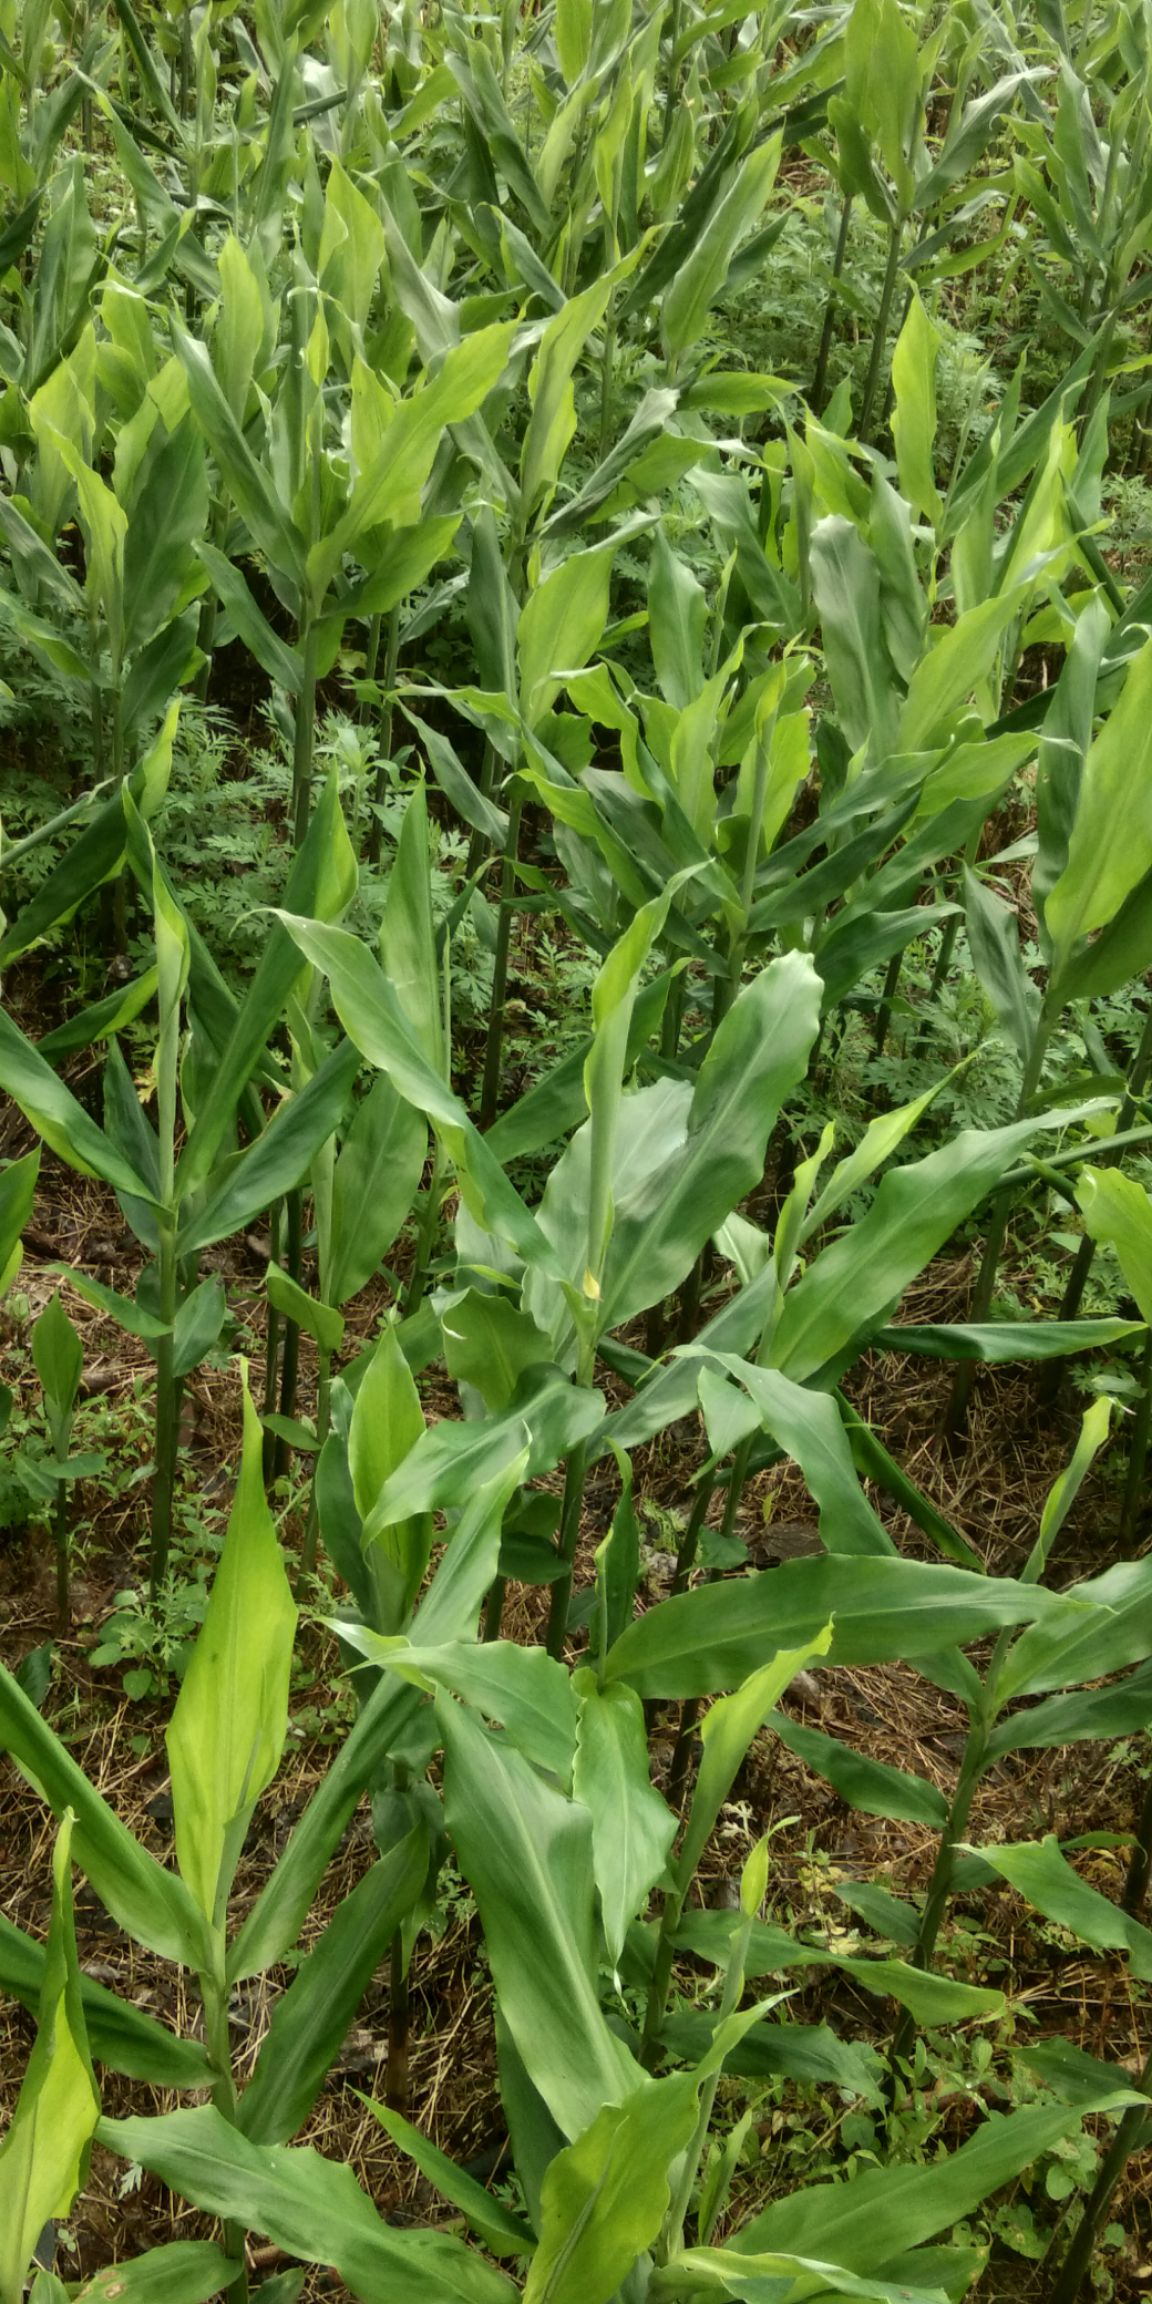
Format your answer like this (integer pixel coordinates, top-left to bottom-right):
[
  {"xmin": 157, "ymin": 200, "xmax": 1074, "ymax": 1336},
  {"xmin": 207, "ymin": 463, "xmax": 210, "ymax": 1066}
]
[
  {"xmin": 385, "ymin": 1928, "xmax": 411, "ymax": 2114},
  {"xmin": 200, "ymin": 1967, "xmax": 249, "ymax": 2294},
  {"xmin": 403, "ymin": 1144, "xmax": 444, "ymax": 1315},
  {"xmin": 291, "ymin": 620, "xmax": 320, "ymax": 851},
  {"xmin": 859, "ymin": 217, "xmax": 904, "ymax": 444},
  {"xmin": 811, "ymin": 194, "xmax": 854, "ymax": 413},
  {"xmin": 262, "ymin": 1203, "xmax": 283, "ymax": 1486},
  {"xmin": 479, "ymin": 789, "xmax": 523, "ymax": 1131},
  {"xmin": 1122, "ymin": 1761, "xmax": 1152, "ymax": 1916},
  {"xmin": 545, "ymin": 1434, "xmax": 591, "ymax": 1659},
  {"xmin": 299, "ymin": 1344, "xmax": 333, "ymax": 1584},
  {"xmin": 666, "ymin": 1446, "xmax": 750, "ymax": 1807},
  {"xmin": 367, "ymin": 607, "xmax": 401, "ymax": 868},
  {"xmin": 1120, "ymin": 1329, "xmax": 1152, "ymax": 1549},
  {"xmin": 53, "ymin": 1480, "xmax": 70, "ymax": 1632},
  {"xmin": 872, "ymin": 948, "xmax": 905, "ymax": 1057},
  {"xmin": 1043, "ymin": 1002, "xmax": 1152, "ymax": 1401},
  {"xmin": 273, "ymin": 1192, "xmax": 304, "ymax": 1482},
  {"xmin": 1046, "ymin": 2052, "xmax": 1152, "ymax": 2304},
  {"xmin": 946, "ymin": 1021, "xmax": 1052, "ymax": 1435},
  {"xmin": 890, "ymin": 1720, "xmax": 988, "ymax": 2070},
  {"xmin": 151, "ymin": 1216, "xmax": 179, "ymax": 1597}
]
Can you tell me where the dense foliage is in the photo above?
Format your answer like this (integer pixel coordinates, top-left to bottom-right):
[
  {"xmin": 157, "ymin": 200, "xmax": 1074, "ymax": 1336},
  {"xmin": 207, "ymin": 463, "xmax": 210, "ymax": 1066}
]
[{"xmin": 2, "ymin": 1, "xmax": 1152, "ymax": 2298}]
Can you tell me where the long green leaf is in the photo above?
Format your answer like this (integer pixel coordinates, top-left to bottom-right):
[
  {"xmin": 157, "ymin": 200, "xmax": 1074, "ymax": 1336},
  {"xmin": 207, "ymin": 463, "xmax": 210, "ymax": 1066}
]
[
  {"xmin": 99, "ymin": 2107, "xmax": 517, "ymax": 2304},
  {"xmin": 240, "ymin": 1829, "xmax": 429, "ymax": 2143},
  {"xmin": 0, "ymin": 1818, "xmax": 100, "ymax": 2304},
  {"xmin": 0, "ymin": 1665, "xmax": 211, "ymax": 1970},
  {"xmin": 167, "ymin": 1382, "xmax": 297, "ymax": 1927},
  {"xmin": 439, "ymin": 1698, "xmax": 643, "ymax": 2139},
  {"xmin": 605, "ymin": 1557, "xmax": 1061, "ymax": 1698}
]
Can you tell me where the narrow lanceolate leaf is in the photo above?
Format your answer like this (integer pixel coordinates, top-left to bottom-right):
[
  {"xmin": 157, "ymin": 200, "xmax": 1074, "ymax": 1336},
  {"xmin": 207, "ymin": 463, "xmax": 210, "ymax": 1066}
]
[
  {"xmin": 272, "ymin": 915, "xmax": 560, "ymax": 1277},
  {"xmin": 329, "ymin": 1076, "xmax": 426, "ymax": 1306},
  {"xmin": 239, "ymin": 1828, "xmax": 429, "ymax": 2144},
  {"xmin": 0, "ymin": 1011, "xmax": 157, "ymax": 1201},
  {"xmin": 972, "ymin": 1836, "xmax": 1152, "ymax": 1980},
  {"xmin": 710, "ymin": 1360, "xmax": 892, "ymax": 1556},
  {"xmin": 380, "ymin": 780, "xmax": 443, "ymax": 1072},
  {"xmin": 518, "ymin": 541, "xmax": 617, "ymax": 726},
  {"xmin": 890, "ymin": 290, "xmax": 942, "ymax": 527},
  {"xmin": 768, "ymin": 1714, "xmax": 948, "ymax": 1828},
  {"xmin": 351, "ymin": 1321, "xmax": 430, "ymax": 1636},
  {"xmin": 678, "ymin": 1634, "xmax": 833, "ymax": 1891},
  {"xmin": 873, "ymin": 1319, "xmax": 1143, "ymax": 1362},
  {"xmin": 662, "ymin": 136, "xmax": 781, "ymax": 358},
  {"xmin": 652, "ymin": 2244, "xmax": 957, "ymax": 2301},
  {"xmin": 726, "ymin": 2098, "xmax": 1135, "ymax": 2270},
  {"xmin": 439, "ymin": 1698, "xmax": 642, "ymax": 2140},
  {"xmin": 601, "ymin": 952, "xmax": 822, "ymax": 1331},
  {"xmin": 0, "ymin": 1148, "xmax": 39, "ymax": 1297},
  {"xmin": 997, "ymin": 1553, "xmax": 1152, "ymax": 1699},
  {"xmin": 167, "ymin": 1381, "xmax": 297, "ymax": 1928},
  {"xmin": 1045, "ymin": 633, "xmax": 1152, "ymax": 968},
  {"xmin": 176, "ymin": 1039, "xmax": 361, "ymax": 1258},
  {"xmin": 71, "ymin": 2242, "xmax": 239, "ymax": 2304},
  {"xmin": 98, "ymin": 2107, "xmax": 517, "ymax": 2304},
  {"xmin": 1076, "ymin": 1167, "xmax": 1152, "ymax": 1326},
  {"xmin": 359, "ymin": 2099, "xmax": 534, "ymax": 2257},
  {"xmin": 0, "ymin": 1911, "xmax": 213, "ymax": 2089},
  {"xmin": 771, "ymin": 1115, "xmax": 1064, "ymax": 1383},
  {"xmin": 572, "ymin": 1673, "xmax": 675, "ymax": 1966},
  {"xmin": 0, "ymin": 1665, "xmax": 211, "ymax": 1971},
  {"xmin": 604, "ymin": 1557, "xmax": 1063, "ymax": 1699},
  {"xmin": 0, "ymin": 1817, "xmax": 100, "ymax": 2304}
]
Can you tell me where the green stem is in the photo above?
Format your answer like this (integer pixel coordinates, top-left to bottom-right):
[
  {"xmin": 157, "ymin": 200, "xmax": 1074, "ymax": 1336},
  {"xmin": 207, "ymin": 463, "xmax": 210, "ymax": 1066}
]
[
  {"xmin": 262, "ymin": 1204, "xmax": 283, "ymax": 1487},
  {"xmin": 946, "ymin": 1019, "xmax": 1052, "ymax": 1436},
  {"xmin": 672, "ymin": 1475, "xmax": 715, "ymax": 1595},
  {"xmin": 1044, "ymin": 1003, "xmax": 1152, "ymax": 1399},
  {"xmin": 642, "ymin": 1875, "xmax": 686, "ymax": 2069},
  {"xmin": 385, "ymin": 1929, "xmax": 411, "ymax": 2114},
  {"xmin": 273, "ymin": 1193, "xmax": 304, "ymax": 1483},
  {"xmin": 194, "ymin": 506, "xmax": 229, "ymax": 703},
  {"xmin": 663, "ymin": 0, "xmax": 685, "ymax": 132},
  {"xmin": 1122, "ymin": 1761, "xmax": 1152, "ymax": 1916},
  {"xmin": 1046, "ymin": 2052, "xmax": 1152, "ymax": 2304},
  {"xmin": 291, "ymin": 620, "xmax": 320, "ymax": 851},
  {"xmin": 483, "ymin": 1575, "xmax": 506, "ymax": 1642},
  {"xmin": 872, "ymin": 948, "xmax": 905, "ymax": 1056},
  {"xmin": 666, "ymin": 1446, "xmax": 751, "ymax": 1807},
  {"xmin": 200, "ymin": 1968, "xmax": 249, "ymax": 2293},
  {"xmin": 1120, "ymin": 1329, "xmax": 1152, "ymax": 1550},
  {"xmin": 545, "ymin": 1433, "xmax": 591, "ymax": 1659},
  {"xmin": 599, "ymin": 305, "xmax": 618, "ymax": 459},
  {"xmin": 366, "ymin": 607, "xmax": 401, "ymax": 868},
  {"xmin": 299, "ymin": 1344, "xmax": 332, "ymax": 1584},
  {"xmin": 811, "ymin": 193, "xmax": 854, "ymax": 414},
  {"xmin": 403, "ymin": 1143, "xmax": 444, "ymax": 1315},
  {"xmin": 660, "ymin": 1928, "xmax": 748, "ymax": 2254},
  {"xmin": 464, "ymin": 738, "xmax": 500, "ymax": 884},
  {"xmin": 151, "ymin": 1218, "xmax": 178, "ymax": 1597},
  {"xmin": 878, "ymin": 285, "xmax": 914, "ymax": 436},
  {"xmin": 110, "ymin": 681, "xmax": 128, "ymax": 951},
  {"xmin": 660, "ymin": 968, "xmax": 687, "ymax": 1064},
  {"xmin": 54, "ymin": 1480, "xmax": 69, "ymax": 1632},
  {"xmin": 890, "ymin": 1719, "xmax": 988, "ymax": 2070},
  {"xmin": 859, "ymin": 216, "xmax": 904, "ymax": 445},
  {"xmin": 479, "ymin": 788, "xmax": 523, "ymax": 1131}
]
